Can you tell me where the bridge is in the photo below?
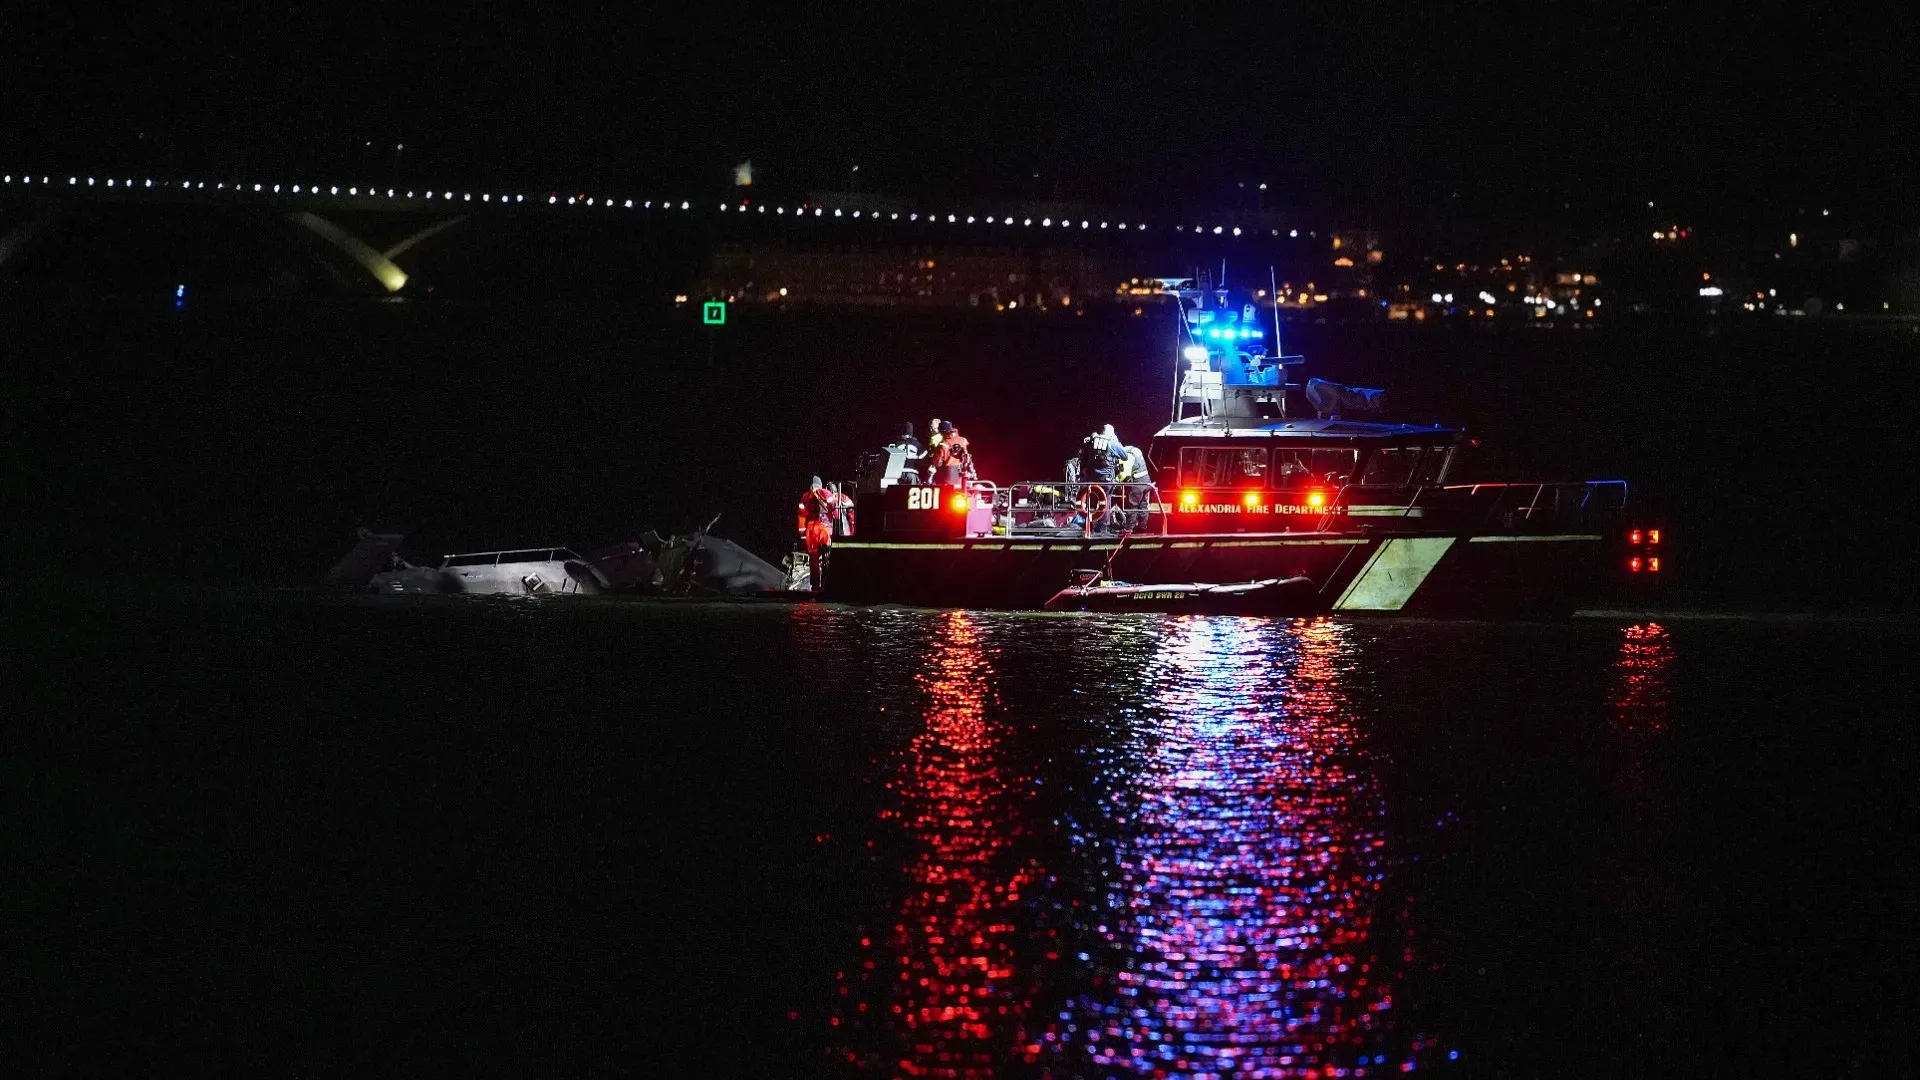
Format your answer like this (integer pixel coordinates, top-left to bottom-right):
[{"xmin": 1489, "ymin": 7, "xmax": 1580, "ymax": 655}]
[{"xmin": 0, "ymin": 169, "xmax": 1382, "ymax": 315}]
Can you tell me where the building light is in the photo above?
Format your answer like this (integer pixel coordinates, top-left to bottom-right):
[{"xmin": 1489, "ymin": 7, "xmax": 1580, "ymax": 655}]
[{"xmin": 1699, "ymin": 286, "xmax": 1723, "ymax": 297}]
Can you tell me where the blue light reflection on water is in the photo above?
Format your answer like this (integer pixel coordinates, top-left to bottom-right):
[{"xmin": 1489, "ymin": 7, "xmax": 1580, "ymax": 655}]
[{"xmin": 1042, "ymin": 616, "xmax": 1439, "ymax": 1077}]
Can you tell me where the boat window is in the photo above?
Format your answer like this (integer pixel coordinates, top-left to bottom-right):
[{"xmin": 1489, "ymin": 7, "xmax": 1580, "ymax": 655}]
[
  {"xmin": 1272, "ymin": 448, "xmax": 1359, "ymax": 488},
  {"xmin": 443, "ymin": 553, "xmax": 498, "ymax": 567},
  {"xmin": 1179, "ymin": 447, "xmax": 1268, "ymax": 487},
  {"xmin": 1359, "ymin": 448, "xmax": 1421, "ymax": 486},
  {"xmin": 497, "ymin": 550, "xmax": 553, "ymax": 564},
  {"xmin": 1412, "ymin": 445, "xmax": 1455, "ymax": 485}
]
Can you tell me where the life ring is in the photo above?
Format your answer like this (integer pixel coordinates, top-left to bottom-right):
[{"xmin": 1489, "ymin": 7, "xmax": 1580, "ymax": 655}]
[{"xmin": 1077, "ymin": 484, "xmax": 1110, "ymax": 520}]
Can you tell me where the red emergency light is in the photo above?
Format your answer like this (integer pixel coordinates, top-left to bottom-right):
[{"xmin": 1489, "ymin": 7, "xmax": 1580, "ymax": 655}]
[
  {"xmin": 1243, "ymin": 492, "xmax": 1261, "ymax": 507},
  {"xmin": 949, "ymin": 493, "xmax": 970, "ymax": 512},
  {"xmin": 1180, "ymin": 490, "xmax": 1199, "ymax": 509},
  {"xmin": 1629, "ymin": 529, "xmax": 1643, "ymax": 545},
  {"xmin": 1306, "ymin": 490, "xmax": 1327, "ymax": 508},
  {"xmin": 1628, "ymin": 557, "xmax": 1643, "ymax": 572}
]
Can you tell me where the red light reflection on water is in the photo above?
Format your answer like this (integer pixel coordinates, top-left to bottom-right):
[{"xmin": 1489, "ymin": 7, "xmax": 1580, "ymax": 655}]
[
  {"xmin": 1609, "ymin": 622, "xmax": 1673, "ymax": 732},
  {"xmin": 832, "ymin": 612, "xmax": 1041, "ymax": 1077},
  {"xmin": 1043, "ymin": 617, "xmax": 1441, "ymax": 1077}
]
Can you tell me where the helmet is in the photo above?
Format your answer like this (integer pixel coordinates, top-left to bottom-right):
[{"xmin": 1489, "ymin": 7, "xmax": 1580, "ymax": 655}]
[{"xmin": 939, "ymin": 420, "xmax": 955, "ymax": 435}]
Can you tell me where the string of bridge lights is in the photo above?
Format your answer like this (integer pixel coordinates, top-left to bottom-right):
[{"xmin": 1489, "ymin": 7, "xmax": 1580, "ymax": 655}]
[{"xmin": 0, "ymin": 172, "xmax": 1310, "ymax": 239}]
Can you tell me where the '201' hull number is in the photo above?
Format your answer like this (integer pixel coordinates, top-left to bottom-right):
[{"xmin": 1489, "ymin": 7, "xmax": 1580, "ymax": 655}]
[{"xmin": 906, "ymin": 487, "xmax": 941, "ymax": 510}]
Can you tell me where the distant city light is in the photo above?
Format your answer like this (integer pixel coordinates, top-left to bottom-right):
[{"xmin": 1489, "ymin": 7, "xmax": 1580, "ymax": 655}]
[
  {"xmin": 1699, "ymin": 286, "xmax": 1724, "ymax": 297},
  {"xmin": 1290, "ymin": 229, "xmax": 1299, "ymax": 237}
]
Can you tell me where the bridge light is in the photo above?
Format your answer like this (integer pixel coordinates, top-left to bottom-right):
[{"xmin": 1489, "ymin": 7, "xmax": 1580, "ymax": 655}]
[
  {"xmin": 889, "ymin": 212, "xmax": 897, "ymax": 219},
  {"xmin": 1648, "ymin": 557, "xmax": 1661, "ymax": 572},
  {"xmin": 681, "ymin": 201, "xmax": 690, "ymax": 209},
  {"xmin": 1649, "ymin": 529, "xmax": 1661, "ymax": 544},
  {"xmin": 1290, "ymin": 229, "xmax": 1299, "ymax": 237},
  {"xmin": 1023, "ymin": 218, "xmax": 1031, "ymax": 226},
  {"xmin": 1628, "ymin": 557, "xmax": 1643, "ymax": 572},
  {"xmin": 1043, "ymin": 218, "xmax": 1052, "ymax": 226},
  {"xmin": 1233, "ymin": 227, "xmax": 1242, "ymax": 236},
  {"xmin": 549, "ymin": 195, "xmax": 557, "ymax": 203},
  {"xmin": 907, "ymin": 212, "xmax": 916, "ymax": 220},
  {"xmin": 966, "ymin": 216, "xmax": 975, "ymax": 223},
  {"xmin": 446, "ymin": 192, "xmax": 454, "ymax": 201}
]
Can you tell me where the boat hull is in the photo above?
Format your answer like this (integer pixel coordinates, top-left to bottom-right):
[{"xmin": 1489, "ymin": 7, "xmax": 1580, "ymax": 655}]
[{"xmin": 824, "ymin": 531, "xmax": 1608, "ymax": 618}]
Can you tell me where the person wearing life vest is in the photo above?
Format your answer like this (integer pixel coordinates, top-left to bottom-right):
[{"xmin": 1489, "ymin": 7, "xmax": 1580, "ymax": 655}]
[
  {"xmin": 1114, "ymin": 444, "xmax": 1152, "ymax": 527},
  {"xmin": 930, "ymin": 420, "xmax": 971, "ymax": 486},
  {"xmin": 796, "ymin": 475, "xmax": 843, "ymax": 590},
  {"xmin": 1080, "ymin": 424, "xmax": 1122, "ymax": 483}
]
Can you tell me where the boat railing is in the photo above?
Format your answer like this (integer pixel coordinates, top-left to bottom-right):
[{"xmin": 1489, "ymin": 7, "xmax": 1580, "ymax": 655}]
[{"xmin": 991, "ymin": 481, "xmax": 1168, "ymax": 537}]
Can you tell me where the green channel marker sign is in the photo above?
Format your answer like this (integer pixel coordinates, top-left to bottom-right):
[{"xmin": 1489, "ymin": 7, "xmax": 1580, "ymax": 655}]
[{"xmin": 702, "ymin": 301, "xmax": 726, "ymax": 325}]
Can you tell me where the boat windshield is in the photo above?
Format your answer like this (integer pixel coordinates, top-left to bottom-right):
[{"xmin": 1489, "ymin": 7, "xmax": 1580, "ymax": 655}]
[
  {"xmin": 1273, "ymin": 448, "xmax": 1358, "ymax": 488},
  {"xmin": 1357, "ymin": 445, "xmax": 1455, "ymax": 487},
  {"xmin": 1178, "ymin": 447, "xmax": 1268, "ymax": 487}
]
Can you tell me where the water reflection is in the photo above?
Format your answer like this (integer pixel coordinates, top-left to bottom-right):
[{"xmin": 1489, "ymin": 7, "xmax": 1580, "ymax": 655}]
[
  {"xmin": 834, "ymin": 612, "xmax": 1042, "ymax": 1077},
  {"xmin": 1609, "ymin": 623, "xmax": 1673, "ymax": 733},
  {"xmin": 1045, "ymin": 617, "xmax": 1439, "ymax": 1077}
]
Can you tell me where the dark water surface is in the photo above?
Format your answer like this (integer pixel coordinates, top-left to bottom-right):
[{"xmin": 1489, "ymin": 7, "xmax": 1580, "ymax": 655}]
[{"xmin": 6, "ymin": 591, "xmax": 1915, "ymax": 1075}]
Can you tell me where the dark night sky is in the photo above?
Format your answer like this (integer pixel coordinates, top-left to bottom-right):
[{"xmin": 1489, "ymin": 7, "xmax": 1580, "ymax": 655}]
[{"xmin": 5, "ymin": 1, "xmax": 1917, "ymax": 229}]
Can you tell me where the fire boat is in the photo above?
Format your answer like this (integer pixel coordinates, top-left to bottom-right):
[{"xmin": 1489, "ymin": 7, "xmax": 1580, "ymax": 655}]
[{"xmin": 824, "ymin": 278, "xmax": 1663, "ymax": 617}]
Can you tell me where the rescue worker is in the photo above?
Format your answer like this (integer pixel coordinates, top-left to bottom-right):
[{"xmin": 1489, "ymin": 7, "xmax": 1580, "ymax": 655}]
[
  {"xmin": 917, "ymin": 418, "xmax": 944, "ymax": 478},
  {"xmin": 796, "ymin": 475, "xmax": 843, "ymax": 590},
  {"xmin": 1114, "ymin": 444, "xmax": 1152, "ymax": 529},
  {"xmin": 930, "ymin": 420, "xmax": 970, "ymax": 486},
  {"xmin": 829, "ymin": 481, "xmax": 856, "ymax": 538},
  {"xmin": 1080, "ymin": 424, "xmax": 1122, "ymax": 483}
]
